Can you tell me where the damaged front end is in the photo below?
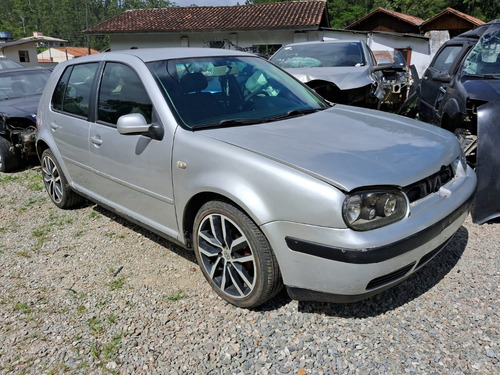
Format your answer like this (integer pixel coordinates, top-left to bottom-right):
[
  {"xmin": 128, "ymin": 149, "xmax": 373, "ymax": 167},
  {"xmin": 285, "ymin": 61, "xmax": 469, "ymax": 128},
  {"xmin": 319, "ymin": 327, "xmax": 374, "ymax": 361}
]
[
  {"xmin": 0, "ymin": 113, "xmax": 37, "ymax": 172},
  {"xmin": 305, "ymin": 79, "xmax": 382, "ymax": 108}
]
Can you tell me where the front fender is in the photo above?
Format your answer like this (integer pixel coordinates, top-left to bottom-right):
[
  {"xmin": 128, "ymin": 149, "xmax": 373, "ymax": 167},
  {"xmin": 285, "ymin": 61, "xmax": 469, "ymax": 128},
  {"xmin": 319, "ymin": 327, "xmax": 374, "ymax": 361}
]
[
  {"xmin": 172, "ymin": 131, "xmax": 346, "ymax": 239},
  {"xmin": 440, "ymin": 97, "xmax": 462, "ymax": 125}
]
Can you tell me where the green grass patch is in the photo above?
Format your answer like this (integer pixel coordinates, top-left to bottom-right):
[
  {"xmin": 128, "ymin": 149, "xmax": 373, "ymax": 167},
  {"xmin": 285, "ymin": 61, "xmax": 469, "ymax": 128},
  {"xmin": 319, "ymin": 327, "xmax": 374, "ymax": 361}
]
[{"xmin": 166, "ymin": 290, "xmax": 185, "ymax": 301}]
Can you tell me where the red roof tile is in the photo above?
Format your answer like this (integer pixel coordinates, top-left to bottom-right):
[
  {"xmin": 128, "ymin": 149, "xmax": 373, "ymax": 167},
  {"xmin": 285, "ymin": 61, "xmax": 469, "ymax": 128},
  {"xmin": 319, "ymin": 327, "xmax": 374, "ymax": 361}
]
[
  {"xmin": 85, "ymin": 1, "xmax": 329, "ymax": 34},
  {"xmin": 346, "ymin": 7, "xmax": 424, "ymax": 30},
  {"xmin": 421, "ymin": 7, "xmax": 485, "ymax": 28},
  {"xmin": 57, "ymin": 47, "xmax": 99, "ymax": 56}
]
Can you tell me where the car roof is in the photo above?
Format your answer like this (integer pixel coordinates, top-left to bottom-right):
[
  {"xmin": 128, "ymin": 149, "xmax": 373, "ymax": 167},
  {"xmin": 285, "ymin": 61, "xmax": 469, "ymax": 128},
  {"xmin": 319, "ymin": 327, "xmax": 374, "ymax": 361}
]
[
  {"xmin": 57, "ymin": 47, "xmax": 255, "ymax": 65},
  {"xmin": 455, "ymin": 19, "xmax": 500, "ymax": 41},
  {"xmin": 281, "ymin": 40, "xmax": 363, "ymax": 48}
]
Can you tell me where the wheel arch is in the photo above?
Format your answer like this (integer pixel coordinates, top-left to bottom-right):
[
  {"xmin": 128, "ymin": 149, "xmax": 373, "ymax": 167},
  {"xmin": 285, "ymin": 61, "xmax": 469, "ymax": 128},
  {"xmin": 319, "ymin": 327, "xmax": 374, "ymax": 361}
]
[{"xmin": 182, "ymin": 191, "xmax": 254, "ymax": 250}]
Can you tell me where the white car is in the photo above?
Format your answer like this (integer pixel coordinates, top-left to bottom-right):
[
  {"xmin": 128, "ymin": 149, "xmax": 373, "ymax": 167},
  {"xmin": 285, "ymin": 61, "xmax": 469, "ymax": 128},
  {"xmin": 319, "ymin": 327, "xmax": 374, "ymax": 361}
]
[{"xmin": 36, "ymin": 48, "xmax": 476, "ymax": 308}]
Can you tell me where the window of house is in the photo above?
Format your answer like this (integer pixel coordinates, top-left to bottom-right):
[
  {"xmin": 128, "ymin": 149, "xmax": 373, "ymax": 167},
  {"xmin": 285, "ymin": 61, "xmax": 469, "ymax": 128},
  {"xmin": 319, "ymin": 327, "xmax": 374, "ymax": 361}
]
[
  {"xmin": 254, "ymin": 44, "xmax": 282, "ymax": 58},
  {"xmin": 18, "ymin": 50, "xmax": 30, "ymax": 63}
]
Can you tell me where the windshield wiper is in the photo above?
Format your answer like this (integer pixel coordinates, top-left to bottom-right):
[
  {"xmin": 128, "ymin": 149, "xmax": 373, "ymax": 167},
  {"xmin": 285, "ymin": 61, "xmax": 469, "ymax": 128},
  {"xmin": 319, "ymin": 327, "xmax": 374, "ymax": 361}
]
[
  {"xmin": 268, "ymin": 107, "xmax": 324, "ymax": 121},
  {"xmin": 465, "ymin": 73, "xmax": 500, "ymax": 79},
  {"xmin": 193, "ymin": 118, "xmax": 266, "ymax": 130}
]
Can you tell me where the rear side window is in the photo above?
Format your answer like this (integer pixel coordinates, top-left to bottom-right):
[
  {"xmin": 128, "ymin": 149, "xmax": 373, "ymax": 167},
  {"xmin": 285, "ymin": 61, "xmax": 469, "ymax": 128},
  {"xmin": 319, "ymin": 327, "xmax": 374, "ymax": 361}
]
[
  {"xmin": 51, "ymin": 63, "xmax": 99, "ymax": 118},
  {"xmin": 431, "ymin": 45, "xmax": 463, "ymax": 73},
  {"xmin": 97, "ymin": 62, "xmax": 153, "ymax": 125}
]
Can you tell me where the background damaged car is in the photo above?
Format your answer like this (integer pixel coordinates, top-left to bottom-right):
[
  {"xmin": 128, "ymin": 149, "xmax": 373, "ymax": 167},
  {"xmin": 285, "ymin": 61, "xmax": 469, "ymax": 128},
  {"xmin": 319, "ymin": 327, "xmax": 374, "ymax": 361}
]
[
  {"xmin": 270, "ymin": 40, "xmax": 390, "ymax": 108},
  {"xmin": 373, "ymin": 50, "xmax": 412, "ymax": 112},
  {"xmin": 400, "ymin": 20, "xmax": 500, "ymax": 224},
  {"xmin": 0, "ymin": 67, "xmax": 51, "ymax": 172}
]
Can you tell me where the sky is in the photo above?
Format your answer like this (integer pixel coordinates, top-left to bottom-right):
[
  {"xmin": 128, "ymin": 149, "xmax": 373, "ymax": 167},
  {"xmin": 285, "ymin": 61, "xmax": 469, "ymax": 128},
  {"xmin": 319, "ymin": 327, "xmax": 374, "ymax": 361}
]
[{"xmin": 174, "ymin": 0, "xmax": 242, "ymax": 6}]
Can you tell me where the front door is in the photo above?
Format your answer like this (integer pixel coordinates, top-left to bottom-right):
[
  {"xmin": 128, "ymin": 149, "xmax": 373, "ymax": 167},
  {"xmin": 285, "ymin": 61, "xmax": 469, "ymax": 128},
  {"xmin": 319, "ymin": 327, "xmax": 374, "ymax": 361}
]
[
  {"xmin": 88, "ymin": 62, "xmax": 178, "ymax": 238},
  {"xmin": 419, "ymin": 44, "xmax": 468, "ymax": 124}
]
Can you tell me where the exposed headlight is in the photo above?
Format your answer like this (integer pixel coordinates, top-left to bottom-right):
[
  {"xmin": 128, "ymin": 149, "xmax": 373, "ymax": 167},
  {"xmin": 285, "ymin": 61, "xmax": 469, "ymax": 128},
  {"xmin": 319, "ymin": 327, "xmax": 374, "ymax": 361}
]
[
  {"xmin": 343, "ymin": 189, "xmax": 408, "ymax": 231},
  {"xmin": 451, "ymin": 148, "xmax": 468, "ymax": 176}
]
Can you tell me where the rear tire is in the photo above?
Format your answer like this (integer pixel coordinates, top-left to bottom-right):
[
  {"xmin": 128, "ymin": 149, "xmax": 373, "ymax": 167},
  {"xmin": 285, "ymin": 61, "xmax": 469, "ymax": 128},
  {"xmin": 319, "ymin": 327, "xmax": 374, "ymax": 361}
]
[
  {"xmin": 41, "ymin": 149, "xmax": 83, "ymax": 209},
  {"xmin": 193, "ymin": 200, "xmax": 282, "ymax": 308},
  {"xmin": 0, "ymin": 137, "xmax": 20, "ymax": 172}
]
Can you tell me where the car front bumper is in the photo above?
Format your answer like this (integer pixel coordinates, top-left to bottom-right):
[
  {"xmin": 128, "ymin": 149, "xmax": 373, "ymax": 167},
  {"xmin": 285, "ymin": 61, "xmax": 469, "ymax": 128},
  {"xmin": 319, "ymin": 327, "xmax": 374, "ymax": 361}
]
[{"xmin": 261, "ymin": 169, "xmax": 476, "ymax": 303}]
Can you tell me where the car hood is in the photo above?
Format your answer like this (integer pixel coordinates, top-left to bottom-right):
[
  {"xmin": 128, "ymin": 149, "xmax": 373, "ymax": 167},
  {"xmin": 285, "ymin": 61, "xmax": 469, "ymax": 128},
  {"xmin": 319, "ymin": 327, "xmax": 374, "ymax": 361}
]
[
  {"xmin": 0, "ymin": 95, "xmax": 40, "ymax": 119},
  {"xmin": 462, "ymin": 78, "xmax": 500, "ymax": 102},
  {"xmin": 202, "ymin": 105, "xmax": 458, "ymax": 192},
  {"xmin": 284, "ymin": 66, "xmax": 373, "ymax": 90}
]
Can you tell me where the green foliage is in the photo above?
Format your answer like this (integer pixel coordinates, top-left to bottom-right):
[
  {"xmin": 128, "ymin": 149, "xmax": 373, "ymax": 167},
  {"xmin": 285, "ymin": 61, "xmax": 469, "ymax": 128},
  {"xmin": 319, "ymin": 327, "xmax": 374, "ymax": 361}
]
[{"xmin": 0, "ymin": 0, "xmax": 176, "ymax": 52}]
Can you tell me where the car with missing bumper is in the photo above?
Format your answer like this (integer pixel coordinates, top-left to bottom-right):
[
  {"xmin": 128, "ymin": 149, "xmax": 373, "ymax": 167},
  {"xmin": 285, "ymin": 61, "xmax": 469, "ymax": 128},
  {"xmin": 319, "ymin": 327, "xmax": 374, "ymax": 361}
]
[
  {"xmin": 400, "ymin": 20, "xmax": 500, "ymax": 224},
  {"xmin": 269, "ymin": 40, "xmax": 390, "ymax": 108},
  {"xmin": 36, "ymin": 48, "xmax": 476, "ymax": 308},
  {"xmin": 0, "ymin": 67, "xmax": 51, "ymax": 172}
]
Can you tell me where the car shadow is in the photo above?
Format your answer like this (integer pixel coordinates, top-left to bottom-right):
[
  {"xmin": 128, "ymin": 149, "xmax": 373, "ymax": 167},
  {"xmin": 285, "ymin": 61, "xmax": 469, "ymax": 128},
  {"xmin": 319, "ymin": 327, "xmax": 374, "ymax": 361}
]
[
  {"xmin": 90, "ymin": 203, "xmax": 469, "ymax": 316},
  {"xmin": 294, "ymin": 226, "xmax": 469, "ymax": 317},
  {"xmin": 92, "ymin": 204, "xmax": 197, "ymax": 263}
]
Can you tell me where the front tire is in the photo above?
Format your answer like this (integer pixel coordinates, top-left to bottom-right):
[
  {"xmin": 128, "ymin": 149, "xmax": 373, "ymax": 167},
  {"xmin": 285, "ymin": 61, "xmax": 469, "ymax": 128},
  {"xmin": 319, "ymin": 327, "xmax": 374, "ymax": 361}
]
[
  {"xmin": 41, "ymin": 149, "xmax": 83, "ymax": 209},
  {"xmin": 0, "ymin": 137, "xmax": 19, "ymax": 172},
  {"xmin": 193, "ymin": 200, "xmax": 282, "ymax": 308}
]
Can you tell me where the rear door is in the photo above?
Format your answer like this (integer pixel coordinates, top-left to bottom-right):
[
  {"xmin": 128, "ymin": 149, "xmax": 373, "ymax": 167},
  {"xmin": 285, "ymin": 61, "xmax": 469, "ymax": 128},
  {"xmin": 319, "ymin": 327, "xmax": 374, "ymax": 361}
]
[
  {"xmin": 48, "ymin": 62, "xmax": 99, "ymax": 186},
  {"xmin": 419, "ymin": 43, "xmax": 469, "ymax": 123},
  {"xmin": 88, "ymin": 61, "xmax": 178, "ymax": 238}
]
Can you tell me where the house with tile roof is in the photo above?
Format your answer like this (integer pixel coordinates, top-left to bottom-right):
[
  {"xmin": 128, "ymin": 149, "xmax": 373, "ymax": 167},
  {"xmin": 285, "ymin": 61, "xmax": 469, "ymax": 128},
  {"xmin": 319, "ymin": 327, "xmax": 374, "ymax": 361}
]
[
  {"xmin": 84, "ymin": 1, "xmax": 331, "ymax": 55},
  {"xmin": 0, "ymin": 32, "xmax": 67, "ymax": 67},
  {"xmin": 421, "ymin": 7, "xmax": 485, "ymax": 37},
  {"xmin": 346, "ymin": 7, "xmax": 424, "ymax": 34}
]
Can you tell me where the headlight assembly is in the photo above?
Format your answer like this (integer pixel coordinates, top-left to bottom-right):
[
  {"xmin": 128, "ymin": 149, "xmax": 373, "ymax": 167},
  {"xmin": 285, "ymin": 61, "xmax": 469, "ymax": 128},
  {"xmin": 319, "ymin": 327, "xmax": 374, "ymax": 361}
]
[{"xmin": 343, "ymin": 189, "xmax": 408, "ymax": 231}]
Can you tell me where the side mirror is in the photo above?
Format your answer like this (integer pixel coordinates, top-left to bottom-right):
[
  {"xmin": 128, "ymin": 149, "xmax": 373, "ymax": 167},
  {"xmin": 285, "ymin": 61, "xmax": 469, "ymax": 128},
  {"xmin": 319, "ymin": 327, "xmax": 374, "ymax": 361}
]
[{"xmin": 117, "ymin": 113, "xmax": 163, "ymax": 140}]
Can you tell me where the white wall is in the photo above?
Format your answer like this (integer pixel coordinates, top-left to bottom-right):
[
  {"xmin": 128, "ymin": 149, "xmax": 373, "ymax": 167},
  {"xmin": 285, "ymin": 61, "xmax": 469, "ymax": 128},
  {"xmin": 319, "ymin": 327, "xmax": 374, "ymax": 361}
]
[
  {"xmin": 1, "ymin": 44, "xmax": 40, "ymax": 67},
  {"xmin": 37, "ymin": 48, "xmax": 74, "ymax": 63},
  {"xmin": 106, "ymin": 29, "xmax": 441, "ymax": 77}
]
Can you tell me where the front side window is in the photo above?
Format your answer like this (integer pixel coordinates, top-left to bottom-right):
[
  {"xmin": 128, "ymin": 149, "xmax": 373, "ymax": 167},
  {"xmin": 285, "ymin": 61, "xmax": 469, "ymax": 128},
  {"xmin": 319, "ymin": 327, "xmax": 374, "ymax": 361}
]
[
  {"xmin": 147, "ymin": 55, "xmax": 327, "ymax": 130},
  {"xmin": 431, "ymin": 45, "xmax": 463, "ymax": 73},
  {"xmin": 98, "ymin": 62, "xmax": 153, "ymax": 125},
  {"xmin": 52, "ymin": 63, "xmax": 99, "ymax": 118}
]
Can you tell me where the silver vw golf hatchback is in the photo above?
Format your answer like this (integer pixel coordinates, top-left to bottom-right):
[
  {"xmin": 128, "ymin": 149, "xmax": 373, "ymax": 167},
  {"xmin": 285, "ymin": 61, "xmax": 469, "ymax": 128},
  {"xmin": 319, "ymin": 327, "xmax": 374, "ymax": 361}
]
[{"xmin": 36, "ymin": 48, "xmax": 476, "ymax": 308}]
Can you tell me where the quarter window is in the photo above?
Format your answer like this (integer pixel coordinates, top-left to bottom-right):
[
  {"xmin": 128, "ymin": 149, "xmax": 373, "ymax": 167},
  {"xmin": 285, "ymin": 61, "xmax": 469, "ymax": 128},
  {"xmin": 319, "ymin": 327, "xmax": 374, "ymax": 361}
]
[{"xmin": 98, "ymin": 62, "xmax": 153, "ymax": 125}]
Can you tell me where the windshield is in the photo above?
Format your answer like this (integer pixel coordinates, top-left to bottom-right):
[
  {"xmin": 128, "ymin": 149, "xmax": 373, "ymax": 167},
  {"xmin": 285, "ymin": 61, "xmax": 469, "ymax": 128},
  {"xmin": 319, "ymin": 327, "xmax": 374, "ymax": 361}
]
[
  {"xmin": 147, "ymin": 55, "xmax": 327, "ymax": 130},
  {"xmin": 463, "ymin": 27, "xmax": 500, "ymax": 78},
  {"xmin": 0, "ymin": 69, "xmax": 51, "ymax": 100},
  {"xmin": 270, "ymin": 42, "xmax": 366, "ymax": 69}
]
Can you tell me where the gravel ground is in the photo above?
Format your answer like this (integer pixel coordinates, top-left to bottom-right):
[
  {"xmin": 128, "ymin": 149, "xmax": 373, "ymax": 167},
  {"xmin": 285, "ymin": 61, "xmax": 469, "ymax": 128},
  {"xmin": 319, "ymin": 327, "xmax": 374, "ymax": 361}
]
[{"xmin": 0, "ymin": 166, "xmax": 499, "ymax": 375}]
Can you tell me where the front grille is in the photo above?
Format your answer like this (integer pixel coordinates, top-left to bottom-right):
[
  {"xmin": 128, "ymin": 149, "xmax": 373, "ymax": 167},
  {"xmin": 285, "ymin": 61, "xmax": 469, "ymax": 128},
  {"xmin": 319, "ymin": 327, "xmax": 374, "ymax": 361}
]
[
  {"xmin": 403, "ymin": 165, "xmax": 454, "ymax": 203},
  {"xmin": 366, "ymin": 262, "xmax": 415, "ymax": 290}
]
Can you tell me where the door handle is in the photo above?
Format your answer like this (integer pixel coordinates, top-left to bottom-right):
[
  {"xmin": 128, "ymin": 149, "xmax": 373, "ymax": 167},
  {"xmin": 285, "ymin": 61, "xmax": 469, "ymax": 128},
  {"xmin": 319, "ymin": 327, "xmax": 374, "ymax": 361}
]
[
  {"xmin": 50, "ymin": 122, "xmax": 58, "ymax": 130},
  {"xmin": 91, "ymin": 136, "xmax": 103, "ymax": 145}
]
